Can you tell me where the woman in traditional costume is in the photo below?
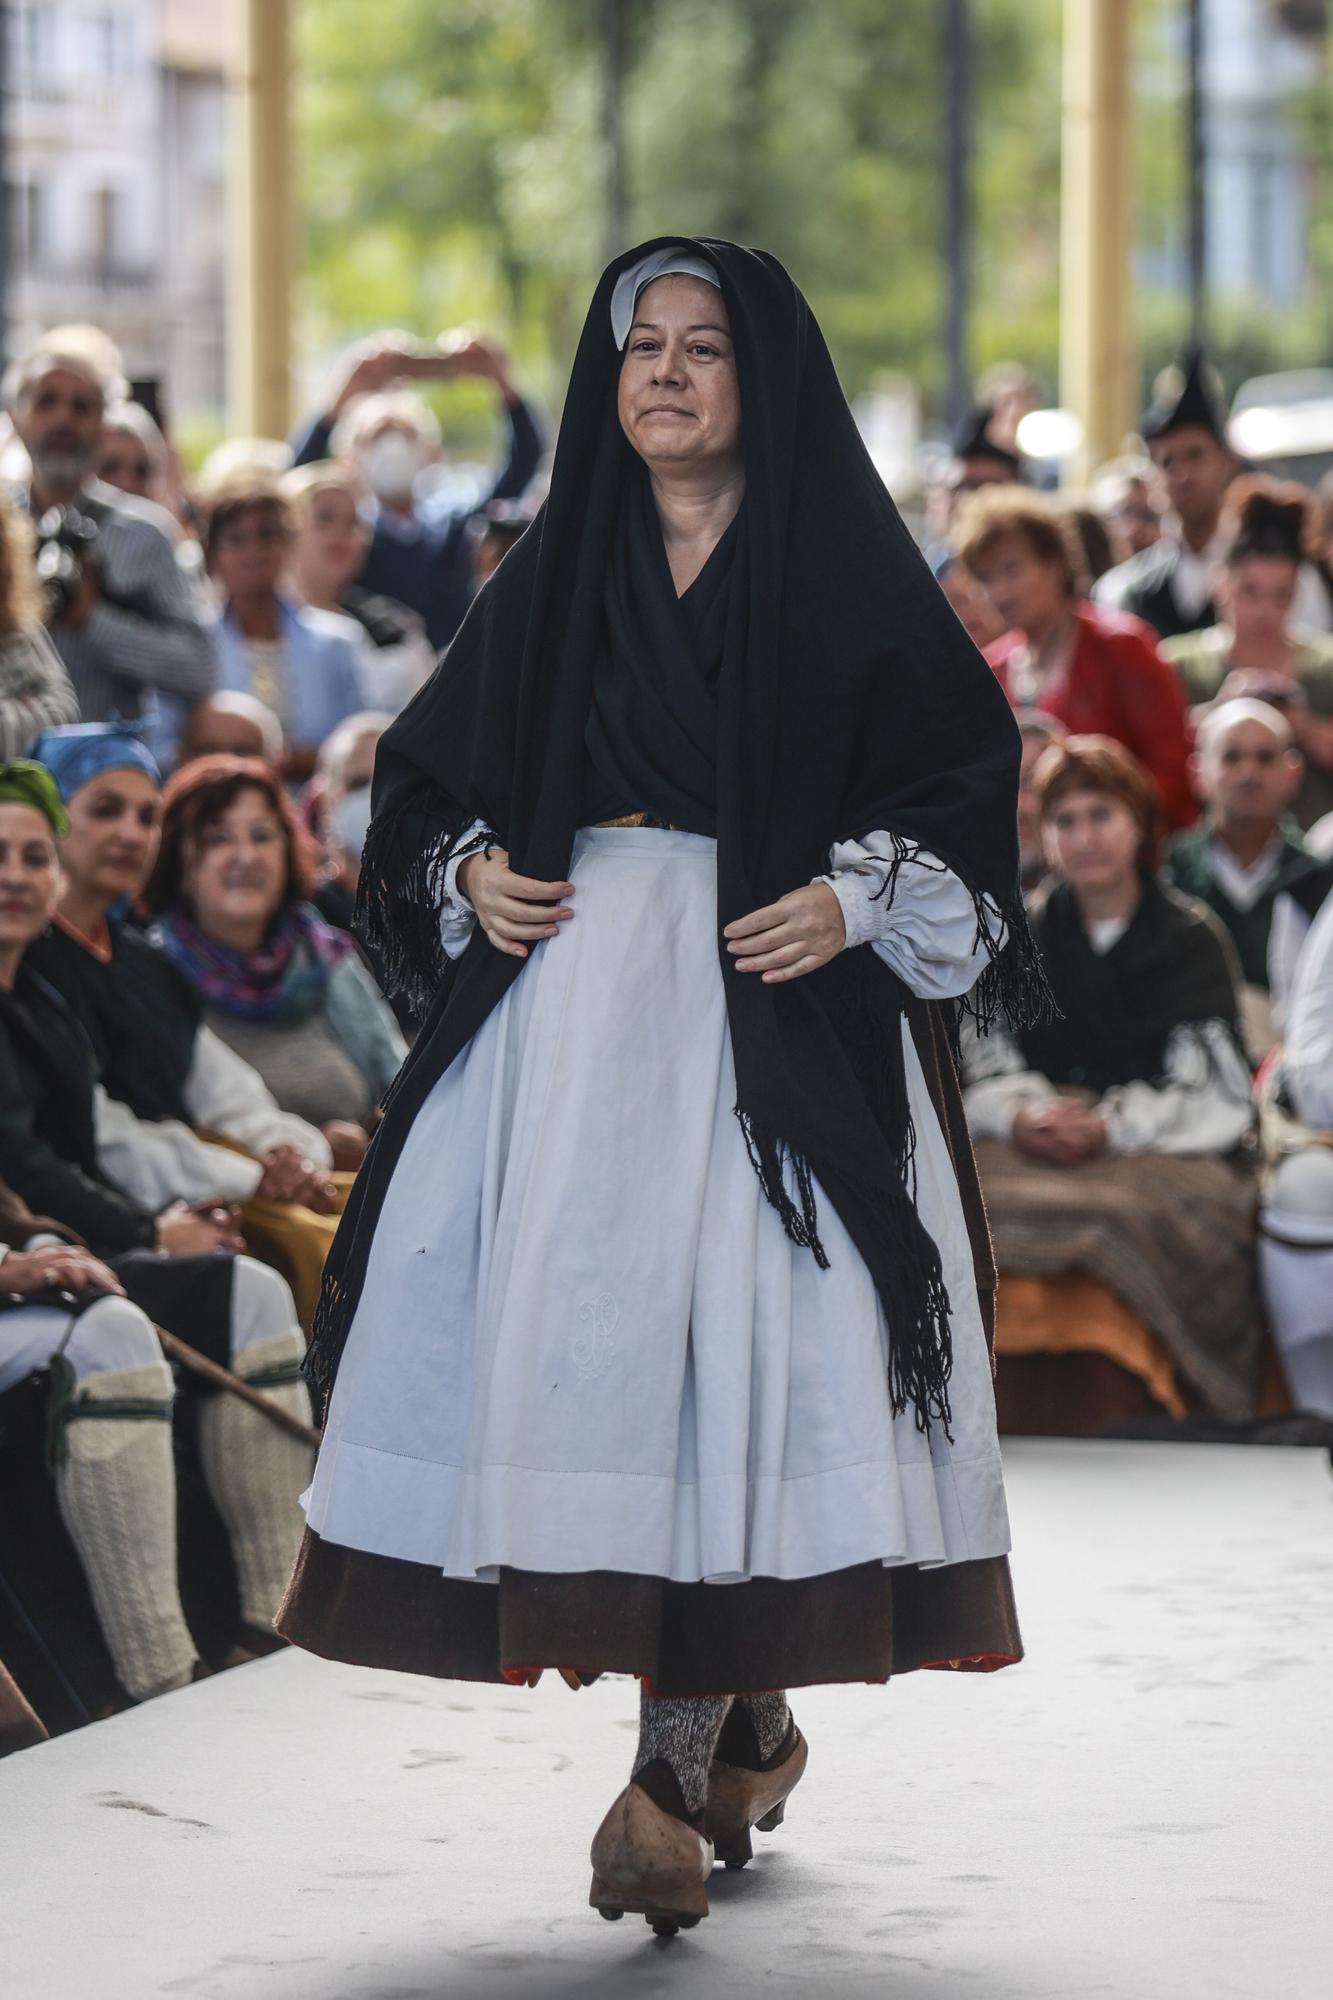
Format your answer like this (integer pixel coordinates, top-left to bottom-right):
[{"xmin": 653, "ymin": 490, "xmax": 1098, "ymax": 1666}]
[
  {"xmin": 963, "ymin": 735, "xmax": 1261, "ymax": 1431},
  {"xmin": 280, "ymin": 239, "xmax": 1043, "ymax": 1936}
]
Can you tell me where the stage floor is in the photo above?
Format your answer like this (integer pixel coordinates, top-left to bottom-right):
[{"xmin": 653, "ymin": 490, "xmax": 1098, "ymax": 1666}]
[{"xmin": 2, "ymin": 1437, "xmax": 1329, "ymax": 1999}]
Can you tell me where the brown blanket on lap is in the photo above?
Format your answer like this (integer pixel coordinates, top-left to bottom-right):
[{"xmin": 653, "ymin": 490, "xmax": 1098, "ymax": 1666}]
[{"xmin": 973, "ymin": 1138, "xmax": 1262, "ymax": 1419}]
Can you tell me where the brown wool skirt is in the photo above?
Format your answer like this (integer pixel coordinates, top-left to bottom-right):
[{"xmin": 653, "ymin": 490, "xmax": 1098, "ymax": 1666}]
[{"xmin": 277, "ymin": 1529, "xmax": 1022, "ymax": 1697}]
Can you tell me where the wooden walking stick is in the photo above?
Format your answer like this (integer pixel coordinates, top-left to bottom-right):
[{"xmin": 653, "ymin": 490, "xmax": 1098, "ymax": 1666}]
[{"xmin": 153, "ymin": 1327, "xmax": 322, "ymax": 1449}]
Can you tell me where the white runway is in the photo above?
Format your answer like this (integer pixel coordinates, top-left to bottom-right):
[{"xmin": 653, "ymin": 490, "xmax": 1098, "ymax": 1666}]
[{"xmin": 2, "ymin": 1438, "xmax": 1329, "ymax": 2000}]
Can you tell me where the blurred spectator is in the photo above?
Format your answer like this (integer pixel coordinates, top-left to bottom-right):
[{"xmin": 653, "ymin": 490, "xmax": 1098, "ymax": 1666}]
[
  {"xmin": 143, "ymin": 758, "xmax": 405, "ymax": 1168},
  {"xmin": 1066, "ymin": 505, "xmax": 1116, "ymax": 588},
  {"xmin": 469, "ymin": 495, "xmax": 540, "ymax": 595},
  {"xmin": 282, "ymin": 462, "xmax": 435, "ymax": 712},
  {"xmin": 97, "ymin": 400, "xmax": 168, "ymax": 507},
  {"xmin": 26, "ymin": 724, "xmax": 354, "ymax": 1332},
  {"xmin": 1163, "ymin": 479, "xmax": 1333, "ymax": 828},
  {"xmin": 1095, "ymin": 347, "xmax": 1238, "ymax": 640},
  {"xmin": 291, "ymin": 330, "xmax": 544, "ymax": 649},
  {"xmin": 955, "ymin": 485, "xmax": 1197, "ymax": 828},
  {"xmin": 180, "ymin": 690, "xmax": 285, "ymax": 768},
  {"xmin": 1167, "ymin": 699, "xmax": 1310, "ymax": 1056},
  {"xmin": 0, "ymin": 758, "xmax": 313, "ymax": 1689},
  {"xmin": 963, "ymin": 735, "xmax": 1260, "ymax": 1426},
  {"xmin": 1087, "ymin": 454, "xmax": 1162, "ymax": 558},
  {"xmin": 974, "ymin": 363, "xmax": 1041, "ymax": 459},
  {"xmin": 1260, "ymin": 888, "xmax": 1333, "ymax": 1415},
  {"xmin": 933, "ymin": 553, "xmax": 1006, "ymax": 653},
  {"xmin": 0, "ymin": 501, "xmax": 78, "ymax": 755},
  {"xmin": 301, "ymin": 712, "xmax": 416, "ymax": 1036},
  {"xmin": 200, "ymin": 468, "xmax": 368, "ymax": 780},
  {"xmin": 1017, "ymin": 710, "xmax": 1067, "ymax": 892},
  {"xmin": 923, "ymin": 403, "xmax": 1023, "ymax": 565},
  {"xmin": 2, "ymin": 325, "xmax": 213, "ymax": 729}
]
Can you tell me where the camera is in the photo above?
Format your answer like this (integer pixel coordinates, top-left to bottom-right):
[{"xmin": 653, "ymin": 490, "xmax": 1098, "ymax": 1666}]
[{"xmin": 32, "ymin": 505, "xmax": 101, "ymax": 623}]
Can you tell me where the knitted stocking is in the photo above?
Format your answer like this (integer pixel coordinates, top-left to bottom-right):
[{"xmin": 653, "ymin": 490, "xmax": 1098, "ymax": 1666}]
[
  {"xmin": 715, "ymin": 1690, "xmax": 795, "ymax": 1769},
  {"xmin": 631, "ymin": 1691, "xmax": 733, "ymax": 1825},
  {"xmin": 55, "ymin": 1360, "xmax": 198, "ymax": 1701},
  {"xmin": 196, "ymin": 1331, "xmax": 313, "ymax": 1632}
]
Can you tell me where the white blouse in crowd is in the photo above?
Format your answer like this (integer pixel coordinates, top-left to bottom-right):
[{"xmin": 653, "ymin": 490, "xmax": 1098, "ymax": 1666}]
[
  {"xmin": 959, "ymin": 912, "xmax": 1253, "ymax": 1158},
  {"xmin": 93, "ymin": 1025, "xmax": 333, "ymax": 1211},
  {"xmin": 1283, "ymin": 891, "xmax": 1333, "ymax": 1133},
  {"xmin": 438, "ymin": 822, "xmax": 1006, "ymax": 1000}
]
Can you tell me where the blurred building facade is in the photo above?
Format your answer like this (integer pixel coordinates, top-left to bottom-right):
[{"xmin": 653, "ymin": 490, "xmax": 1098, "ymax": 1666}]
[{"xmin": 2, "ymin": 0, "xmax": 228, "ymax": 421}]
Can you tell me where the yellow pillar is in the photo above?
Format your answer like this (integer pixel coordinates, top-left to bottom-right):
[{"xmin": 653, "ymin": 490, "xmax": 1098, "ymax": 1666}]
[
  {"xmin": 1060, "ymin": 0, "xmax": 1135, "ymax": 484},
  {"xmin": 227, "ymin": 0, "xmax": 293, "ymax": 439}
]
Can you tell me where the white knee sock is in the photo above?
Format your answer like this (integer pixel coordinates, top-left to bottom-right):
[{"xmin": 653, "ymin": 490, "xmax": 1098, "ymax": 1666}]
[
  {"xmin": 1259, "ymin": 1217, "xmax": 1333, "ymax": 1418},
  {"xmin": 55, "ymin": 1359, "xmax": 198, "ymax": 1701},
  {"xmin": 196, "ymin": 1330, "xmax": 313, "ymax": 1631}
]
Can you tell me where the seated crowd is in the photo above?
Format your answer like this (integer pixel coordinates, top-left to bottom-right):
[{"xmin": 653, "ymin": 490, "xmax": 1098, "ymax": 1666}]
[{"xmin": 2, "ymin": 313, "xmax": 1333, "ymax": 1750}]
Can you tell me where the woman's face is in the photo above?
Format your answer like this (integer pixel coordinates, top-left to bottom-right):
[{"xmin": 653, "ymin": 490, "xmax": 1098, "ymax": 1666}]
[
  {"xmin": 61, "ymin": 768, "xmax": 161, "ymax": 910},
  {"xmin": 969, "ymin": 532, "xmax": 1069, "ymax": 637},
  {"xmin": 210, "ymin": 502, "xmax": 289, "ymax": 601},
  {"xmin": 0, "ymin": 803, "xmax": 61, "ymax": 950},
  {"xmin": 1217, "ymin": 554, "xmax": 1298, "ymax": 649},
  {"xmin": 182, "ymin": 786, "xmax": 288, "ymax": 938},
  {"xmin": 294, "ymin": 488, "xmax": 367, "ymax": 595},
  {"xmin": 1043, "ymin": 787, "xmax": 1141, "ymax": 897},
  {"xmin": 97, "ymin": 426, "xmax": 155, "ymax": 500},
  {"xmin": 617, "ymin": 274, "xmax": 742, "ymax": 477}
]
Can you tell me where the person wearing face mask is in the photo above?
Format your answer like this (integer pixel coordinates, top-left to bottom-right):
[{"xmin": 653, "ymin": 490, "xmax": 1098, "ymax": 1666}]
[
  {"xmin": 2, "ymin": 326, "xmax": 214, "ymax": 732},
  {"xmin": 289, "ymin": 330, "xmax": 544, "ymax": 652},
  {"xmin": 200, "ymin": 467, "xmax": 369, "ymax": 780},
  {"xmin": 281, "ymin": 463, "xmax": 434, "ymax": 714},
  {"xmin": 303, "ymin": 713, "xmax": 415, "ymax": 1035},
  {"xmin": 142, "ymin": 757, "xmax": 404, "ymax": 1178}
]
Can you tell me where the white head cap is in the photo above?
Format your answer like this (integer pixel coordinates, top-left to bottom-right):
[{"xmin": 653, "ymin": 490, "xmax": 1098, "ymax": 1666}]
[{"xmin": 610, "ymin": 247, "xmax": 721, "ymax": 351}]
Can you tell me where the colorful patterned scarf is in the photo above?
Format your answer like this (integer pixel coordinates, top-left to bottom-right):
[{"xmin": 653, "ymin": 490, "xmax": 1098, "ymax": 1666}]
[{"xmin": 152, "ymin": 903, "xmax": 353, "ymax": 1024}]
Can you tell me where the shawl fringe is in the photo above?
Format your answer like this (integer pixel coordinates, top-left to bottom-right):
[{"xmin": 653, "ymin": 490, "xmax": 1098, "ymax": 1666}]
[{"xmin": 351, "ymin": 783, "xmax": 494, "ymax": 1018}]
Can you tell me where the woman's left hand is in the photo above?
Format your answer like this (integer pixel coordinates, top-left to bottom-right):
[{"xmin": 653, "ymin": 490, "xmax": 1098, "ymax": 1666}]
[
  {"xmin": 323, "ymin": 1120, "xmax": 370, "ymax": 1172},
  {"xmin": 724, "ymin": 883, "xmax": 846, "ymax": 983}
]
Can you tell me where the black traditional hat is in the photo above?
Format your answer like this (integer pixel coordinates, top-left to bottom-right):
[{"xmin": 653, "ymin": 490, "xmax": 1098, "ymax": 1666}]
[
  {"xmin": 949, "ymin": 403, "xmax": 1022, "ymax": 474},
  {"xmin": 1141, "ymin": 344, "xmax": 1230, "ymax": 444}
]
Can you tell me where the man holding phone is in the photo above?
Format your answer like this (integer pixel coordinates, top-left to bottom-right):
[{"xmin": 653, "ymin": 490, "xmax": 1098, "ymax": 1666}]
[{"xmin": 289, "ymin": 330, "xmax": 544, "ymax": 650}]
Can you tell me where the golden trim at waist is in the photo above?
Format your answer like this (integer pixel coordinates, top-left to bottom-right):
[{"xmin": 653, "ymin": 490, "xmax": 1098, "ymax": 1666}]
[{"xmin": 589, "ymin": 812, "xmax": 685, "ymax": 830}]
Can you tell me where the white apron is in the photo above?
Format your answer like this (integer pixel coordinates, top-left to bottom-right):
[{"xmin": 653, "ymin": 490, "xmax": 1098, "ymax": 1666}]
[{"xmin": 304, "ymin": 826, "xmax": 1011, "ymax": 1584}]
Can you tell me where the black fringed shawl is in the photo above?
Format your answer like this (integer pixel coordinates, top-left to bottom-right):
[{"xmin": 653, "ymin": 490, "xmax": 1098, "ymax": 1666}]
[{"xmin": 306, "ymin": 236, "xmax": 1048, "ymax": 1436}]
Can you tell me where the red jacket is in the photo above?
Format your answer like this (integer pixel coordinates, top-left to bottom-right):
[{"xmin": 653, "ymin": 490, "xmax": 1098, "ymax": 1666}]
[{"xmin": 985, "ymin": 602, "xmax": 1198, "ymax": 829}]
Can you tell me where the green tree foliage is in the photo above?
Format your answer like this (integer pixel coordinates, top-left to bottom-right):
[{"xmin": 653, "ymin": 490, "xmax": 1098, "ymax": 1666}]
[
  {"xmin": 296, "ymin": 0, "xmax": 1061, "ymax": 418},
  {"xmin": 295, "ymin": 0, "xmax": 1329, "ymax": 432}
]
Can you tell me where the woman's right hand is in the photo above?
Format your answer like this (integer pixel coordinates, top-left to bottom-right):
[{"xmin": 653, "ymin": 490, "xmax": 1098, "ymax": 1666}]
[
  {"xmin": 456, "ymin": 848, "xmax": 575, "ymax": 960},
  {"xmin": 257, "ymin": 1145, "xmax": 341, "ymax": 1214},
  {"xmin": 154, "ymin": 1201, "xmax": 237, "ymax": 1256}
]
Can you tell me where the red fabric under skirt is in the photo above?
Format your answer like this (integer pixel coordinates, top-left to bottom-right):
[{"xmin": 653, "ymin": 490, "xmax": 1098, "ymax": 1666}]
[{"xmin": 278, "ymin": 1528, "xmax": 1022, "ymax": 1697}]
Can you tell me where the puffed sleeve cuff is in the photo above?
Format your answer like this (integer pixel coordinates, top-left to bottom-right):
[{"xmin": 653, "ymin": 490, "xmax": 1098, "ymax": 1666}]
[
  {"xmin": 438, "ymin": 819, "xmax": 498, "ymax": 959},
  {"xmin": 815, "ymin": 834, "xmax": 1008, "ymax": 1000}
]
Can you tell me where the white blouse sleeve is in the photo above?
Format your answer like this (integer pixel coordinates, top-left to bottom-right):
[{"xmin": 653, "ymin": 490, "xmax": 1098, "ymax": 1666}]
[
  {"xmin": 816, "ymin": 834, "xmax": 1007, "ymax": 1000},
  {"xmin": 1284, "ymin": 894, "xmax": 1333, "ymax": 1130},
  {"xmin": 181, "ymin": 1026, "xmax": 334, "ymax": 1170},
  {"xmin": 438, "ymin": 818, "xmax": 498, "ymax": 962},
  {"xmin": 958, "ymin": 1015, "xmax": 1058, "ymax": 1140},
  {"xmin": 1097, "ymin": 1020, "xmax": 1254, "ymax": 1157},
  {"xmin": 94, "ymin": 1083, "xmax": 264, "ymax": 1208}
]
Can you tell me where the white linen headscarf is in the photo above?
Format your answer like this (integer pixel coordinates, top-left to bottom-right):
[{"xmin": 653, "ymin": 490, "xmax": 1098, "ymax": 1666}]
[{"xmin": 609, "ymin": 247, "xmax": 722, "ymax": 351}]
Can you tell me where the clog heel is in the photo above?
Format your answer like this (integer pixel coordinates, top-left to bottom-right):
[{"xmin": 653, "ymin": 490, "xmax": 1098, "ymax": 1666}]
[
  {"xmin": 705, "ymin": 1723, "xmax": 808, "ymax": 1870},
  {"xmin": 589, "ymin": 1780, "xmax": 713, "ymax": 1937}
]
